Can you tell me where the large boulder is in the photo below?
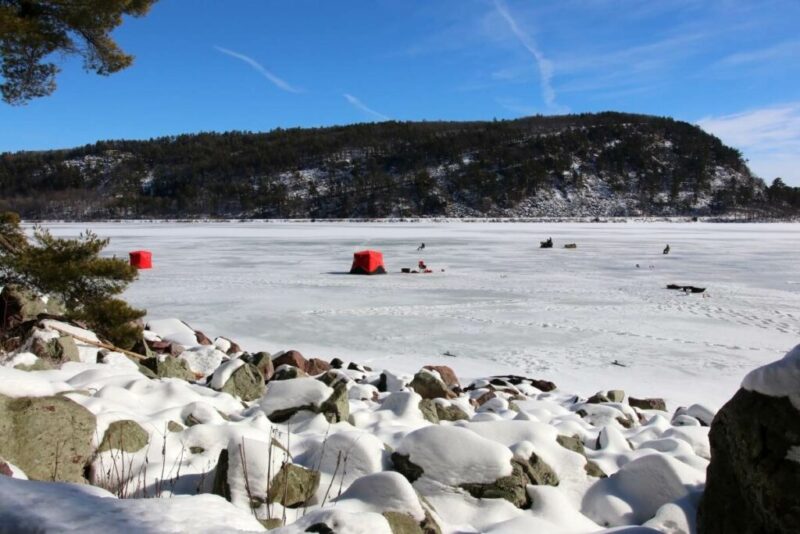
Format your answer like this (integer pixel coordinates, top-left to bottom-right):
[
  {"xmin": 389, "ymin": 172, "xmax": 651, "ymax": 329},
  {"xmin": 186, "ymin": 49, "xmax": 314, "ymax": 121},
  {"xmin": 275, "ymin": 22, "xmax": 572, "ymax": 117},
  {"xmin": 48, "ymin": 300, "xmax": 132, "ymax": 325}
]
[
  {"xmin": 698, "ymin": 377, "xmax": 800, "ymax": 530},
  {"xmin": 0, "ymin": 394, "xmax": 95, "ymax": 483}
]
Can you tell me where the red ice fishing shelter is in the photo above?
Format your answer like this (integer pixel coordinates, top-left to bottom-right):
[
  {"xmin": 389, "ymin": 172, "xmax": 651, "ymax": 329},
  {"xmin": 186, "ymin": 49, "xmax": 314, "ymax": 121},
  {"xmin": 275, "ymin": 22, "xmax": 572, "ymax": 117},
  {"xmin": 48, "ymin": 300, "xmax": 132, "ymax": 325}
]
[
  {"xmin": 350, "ymin": 250, "xmax": 386, "ymax": 275},
  {"xmin": 129, "ymin": 250, "xmax": 152, "ymax": 269}
]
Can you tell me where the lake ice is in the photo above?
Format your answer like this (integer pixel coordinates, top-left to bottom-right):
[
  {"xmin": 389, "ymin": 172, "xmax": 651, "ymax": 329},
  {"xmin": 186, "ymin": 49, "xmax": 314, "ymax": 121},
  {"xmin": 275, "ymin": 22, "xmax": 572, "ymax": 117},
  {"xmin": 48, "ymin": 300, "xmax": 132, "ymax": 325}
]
[{"xmin": 45, "ymin": 221, "xmax": 800, "ymax": 410}]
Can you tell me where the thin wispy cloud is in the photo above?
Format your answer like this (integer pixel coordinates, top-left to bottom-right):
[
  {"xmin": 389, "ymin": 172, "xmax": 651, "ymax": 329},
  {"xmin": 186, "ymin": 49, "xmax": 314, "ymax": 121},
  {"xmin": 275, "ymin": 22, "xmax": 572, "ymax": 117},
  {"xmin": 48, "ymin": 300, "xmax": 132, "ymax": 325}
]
[
  {"xmin": 697, "ymin": 103, "xmax": 800, "ymax": 184},
  {"xmin": 214, "ymin": 46, "xmax": 301, "ymax": 93},
  {"xmin": 492, "ymin": 0, "xmax": 556, "ymax": 108},
  {"xmin": 343, "ymin": 93, "xmax": 390, "ymax": 121},
  {"xmin": 717, "ymin": 40, "xmax": 800, "ymax": 67}
]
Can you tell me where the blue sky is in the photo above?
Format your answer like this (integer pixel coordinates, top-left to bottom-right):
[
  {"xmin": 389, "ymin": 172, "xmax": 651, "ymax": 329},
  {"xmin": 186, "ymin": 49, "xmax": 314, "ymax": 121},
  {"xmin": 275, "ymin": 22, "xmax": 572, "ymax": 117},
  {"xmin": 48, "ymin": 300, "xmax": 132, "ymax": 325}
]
[{"xmin": 2, "ymin": 0, "xmax": 799, "ymax": 184}]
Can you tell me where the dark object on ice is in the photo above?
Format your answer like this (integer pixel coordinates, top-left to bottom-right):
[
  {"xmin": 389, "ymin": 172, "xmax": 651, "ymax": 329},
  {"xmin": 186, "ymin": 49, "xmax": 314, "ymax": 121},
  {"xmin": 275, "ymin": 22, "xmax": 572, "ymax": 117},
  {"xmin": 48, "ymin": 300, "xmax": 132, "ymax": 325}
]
[
  {"xmin": 666, "ymin": 284, "xmax": 706, "ymax": 293},
  {"xmin": 350, "ymin": 250, "xmax": 387, "ymax": 275},
  {"xmin": 611, "ymin": 360, "xmax": 627, "ymax": 367},
  {"xmin": 564, "ymin": 243, "xmax": 577, "ymax": 249},
  {"xmin": 540, "ymin": 237, "xmax": 553, "ymax": 248},
  {"xmin": 442, "ymin": 351, "xmax": 457, "ymax": 358},
  {"xmin": 401, "ymin": 268, "xmax": 411, "ymax": 273},
  {"xmin": 663, "ymin": 244, "xmax": 671, "ymax": 255},
  {"xmin": 417, "ymin": 242, "xmax": 426, "ymax": 251}
]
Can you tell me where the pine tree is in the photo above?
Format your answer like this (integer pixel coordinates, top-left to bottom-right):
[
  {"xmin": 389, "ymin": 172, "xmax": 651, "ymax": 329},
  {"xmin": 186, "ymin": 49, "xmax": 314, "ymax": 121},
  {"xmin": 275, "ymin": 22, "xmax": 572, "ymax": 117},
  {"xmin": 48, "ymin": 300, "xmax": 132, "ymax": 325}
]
[{"xmin": 0, "ymin": 212, "xmax": 145, "ymax": 348}]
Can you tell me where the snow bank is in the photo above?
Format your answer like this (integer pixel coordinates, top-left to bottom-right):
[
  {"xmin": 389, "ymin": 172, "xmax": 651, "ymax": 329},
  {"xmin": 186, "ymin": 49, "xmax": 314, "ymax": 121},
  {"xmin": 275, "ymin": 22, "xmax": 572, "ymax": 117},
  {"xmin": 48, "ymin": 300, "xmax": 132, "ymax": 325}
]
[{"xmin": 0, "ymin": 476, "xmax": 266, "ymax": 533}]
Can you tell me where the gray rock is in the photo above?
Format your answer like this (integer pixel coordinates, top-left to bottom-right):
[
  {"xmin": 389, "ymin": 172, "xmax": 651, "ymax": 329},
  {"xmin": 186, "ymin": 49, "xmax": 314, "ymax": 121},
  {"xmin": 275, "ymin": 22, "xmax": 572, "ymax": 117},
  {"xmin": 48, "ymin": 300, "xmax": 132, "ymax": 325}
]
[
  {"xmin": 607, "ymin": 390, "xmax": 626, "ymax": 402},
  {"xmin": 628, "ymin": 397, "xmax": 667, "ymax": 411},
  {"xmin": 435, "ymin": 403, "xmax": 469, "ymax": 422},
  {"xmin": 142, "ymin": 356, "xmax": 196, "ymax": 381},
  {"xmin": 271, "ymin": 365, "xmax": 308, "ymax": 381},
  {"xmin": 519, "ymin": 452, "xmax": 559, "ymax": 486},
  {"xmin": 167, "ymin": 420, "xmax": 184, "ymax": 433},
  {"xmin": 319, "ymin": 382, "xmax": 349, "ymax": 423},
  {"xmin": 586, "ymin": 392, "xmax": 610, "ymax": 404},
  {"xmin": 556, "ymin": 434, "xmax": 585, "ymax": 455},
  {"xmin": 697, "ymin": 388, "xmax": 800, "ymax": 533},
  {"xmin": 248, "ymin": 352, "xmax": 274, "ymax": 381},
  {"xmin": 0, "ymin": 286, "xmax": 64, "ymax": 329},
  {"xmin": 267, "ymin": 463, "xmax": 320, "ymax": 507},
  {"xmin": 14, "ymin": 359, "xmax": 53, "ymax": 371},
  {"xmin": 460, "ymin": 458, "xmax": 531, "ymax": 508},
  {"xmin": 212, "ymin": 449, "xmax": 230, "ymax": 501},
  {"xmin": 97, "ymin": 420, "xmax": 149, "ymax": 453},
  {"xmin": 418, "ymin": 399, "xmax": 439, "ymax": 424},
  {"xmin": 556, "ymin": 434, "xmax": 606, "ymax": 478},
  {"xmin": 219, "ymin": 363, "xmax": 265, "ymax": 402},
  {"xmin": 392, "ymin": 451, "xmax": 531, "ymax": 509},
  {"xmin": 0, "ymin": 394, "xmax": 95, "ymax": 483},
  {"xmin": 31, "ymin": 335, "xmax": 80, "ymax": 367},
  {"xmin": 383, "ymin": 511, "xmax": 442, "ymax": 534},
  {"xmin": 390, "ymin": 452, "xmax": 425, "ymax": 483},
  {"xmin": 409, "ymin": 370, "xmax": 453, "ymax": 400}
]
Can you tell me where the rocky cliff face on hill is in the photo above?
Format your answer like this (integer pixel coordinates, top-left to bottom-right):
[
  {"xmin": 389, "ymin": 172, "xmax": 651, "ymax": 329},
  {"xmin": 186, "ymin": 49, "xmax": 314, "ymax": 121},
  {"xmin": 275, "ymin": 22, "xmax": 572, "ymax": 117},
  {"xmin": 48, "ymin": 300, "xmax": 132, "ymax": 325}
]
[{"xmin": 0, "ymin": 112, "xmax": 772, "ymax": 220}]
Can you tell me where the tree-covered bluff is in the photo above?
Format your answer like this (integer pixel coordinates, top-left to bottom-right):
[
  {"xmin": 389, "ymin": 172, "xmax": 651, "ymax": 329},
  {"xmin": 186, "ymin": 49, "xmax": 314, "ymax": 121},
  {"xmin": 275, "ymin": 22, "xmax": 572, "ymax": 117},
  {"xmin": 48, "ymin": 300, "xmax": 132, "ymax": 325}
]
[{"xmin": 0, "ymin": 112, "xmax": 785, "ymax": 219}]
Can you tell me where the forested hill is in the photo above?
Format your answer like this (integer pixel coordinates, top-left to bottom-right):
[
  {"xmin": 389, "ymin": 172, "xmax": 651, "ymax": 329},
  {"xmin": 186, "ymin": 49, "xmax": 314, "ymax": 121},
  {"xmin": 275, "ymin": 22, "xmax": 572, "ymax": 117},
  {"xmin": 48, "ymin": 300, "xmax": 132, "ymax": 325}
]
[{"xmin": 0, "ymin": 111, "xmax": 790, "ymax": 220}]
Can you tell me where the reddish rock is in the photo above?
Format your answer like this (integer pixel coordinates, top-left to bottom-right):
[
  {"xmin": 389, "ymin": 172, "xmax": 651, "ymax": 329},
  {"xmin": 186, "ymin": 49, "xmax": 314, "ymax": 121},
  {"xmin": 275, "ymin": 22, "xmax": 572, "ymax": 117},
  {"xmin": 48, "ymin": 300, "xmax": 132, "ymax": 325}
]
[
  {"xmin": 194, "ymin": 330, "xmax": 213, "ymax": 345},
  {"xmin": 306, "ymin": 358, "xmax": 332, "ymax": 376},
  {"xmin": 147, "ymin": 340, "xmax": 185, "ymax": 357},
  {"xmin": 222, "ymin": 337, "xmax": 242, "ymax": 354},
  {"xmin": 272, "ymin": 350, "xmax": 308, "ymax": 371},
  {"xmin": 0, "ymin": 459, "xmax": 13, "ymax": 477},
  {"xmin": 530, "ymin": 379, "xmax": 557, "ymax": 392},
  {"xmin": 423, "ymin": 365, "xmax": 460, "ymax": 389},
  {"xmin": 473, "ymin": 390, "xmax": 497, "ymax": 407}
]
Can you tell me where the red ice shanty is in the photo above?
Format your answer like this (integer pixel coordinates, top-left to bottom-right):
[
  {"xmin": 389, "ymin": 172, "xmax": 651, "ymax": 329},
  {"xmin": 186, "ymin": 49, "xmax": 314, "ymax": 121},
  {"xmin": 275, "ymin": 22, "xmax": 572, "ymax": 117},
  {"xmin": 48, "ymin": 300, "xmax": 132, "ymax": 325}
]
[
  {"xmin": 129, "ymin": 250, "xmax": 152, "ymax": 269},
  {"xmin": 349, "ymin": 249, "xmax": 386, "ymax": 275}
]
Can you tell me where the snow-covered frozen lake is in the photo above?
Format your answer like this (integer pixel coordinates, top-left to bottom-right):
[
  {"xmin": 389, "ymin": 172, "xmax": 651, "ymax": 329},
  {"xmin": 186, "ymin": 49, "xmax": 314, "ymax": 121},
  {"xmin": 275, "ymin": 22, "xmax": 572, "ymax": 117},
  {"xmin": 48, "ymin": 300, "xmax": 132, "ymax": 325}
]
[{"xmin": 45, "ymin": 221, "xmax": 800, "ymax": 410}]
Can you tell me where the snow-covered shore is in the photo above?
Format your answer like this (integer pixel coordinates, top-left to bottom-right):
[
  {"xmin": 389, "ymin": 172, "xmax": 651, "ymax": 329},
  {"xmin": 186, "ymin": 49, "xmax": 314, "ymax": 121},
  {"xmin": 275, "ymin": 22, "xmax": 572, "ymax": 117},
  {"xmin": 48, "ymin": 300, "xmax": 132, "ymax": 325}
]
[{"xmin": 1, "ymin": 315, "xmax": 723, "ymax": 533}]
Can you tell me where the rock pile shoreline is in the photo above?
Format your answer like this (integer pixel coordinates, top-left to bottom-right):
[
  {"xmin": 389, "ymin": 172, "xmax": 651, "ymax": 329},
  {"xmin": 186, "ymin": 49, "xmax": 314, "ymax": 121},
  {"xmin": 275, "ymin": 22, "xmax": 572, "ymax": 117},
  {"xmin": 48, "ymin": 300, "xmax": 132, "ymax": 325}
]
[{"xmin": 0, "ymin": 290, "xmax": 797, "ymax": 533}]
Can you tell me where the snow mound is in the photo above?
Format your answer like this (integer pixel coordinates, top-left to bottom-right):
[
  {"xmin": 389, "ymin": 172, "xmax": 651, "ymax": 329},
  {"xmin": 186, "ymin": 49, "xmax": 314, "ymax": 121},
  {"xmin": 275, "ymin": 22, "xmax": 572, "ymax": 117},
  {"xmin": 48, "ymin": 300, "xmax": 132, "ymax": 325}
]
[
  {"xmin": 396, "ymin": 425, "xmax": 513, "ymax": 485},
  {"xmin": 259, "ymin": 377, "xmax": 333, "ymax": 417},
  {"xmin": 0, "ymin": 476, "xmax": 266, "ymax": 533},
  {"xmin": 146, "ymin": 318, "xmax": 199, "ymax": 347}
]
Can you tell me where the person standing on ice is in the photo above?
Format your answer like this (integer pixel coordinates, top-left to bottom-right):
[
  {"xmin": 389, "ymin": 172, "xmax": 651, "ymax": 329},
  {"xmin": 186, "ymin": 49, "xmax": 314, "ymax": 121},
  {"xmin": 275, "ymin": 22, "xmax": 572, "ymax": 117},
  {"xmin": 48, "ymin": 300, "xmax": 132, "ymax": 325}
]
[
  {"xmin": 663, "ymin": 244, "xmax": 670, "ymax": 255},
  {"xmin": 417, "ymin": 242, "xmax": 425, "ymax": 251}
]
